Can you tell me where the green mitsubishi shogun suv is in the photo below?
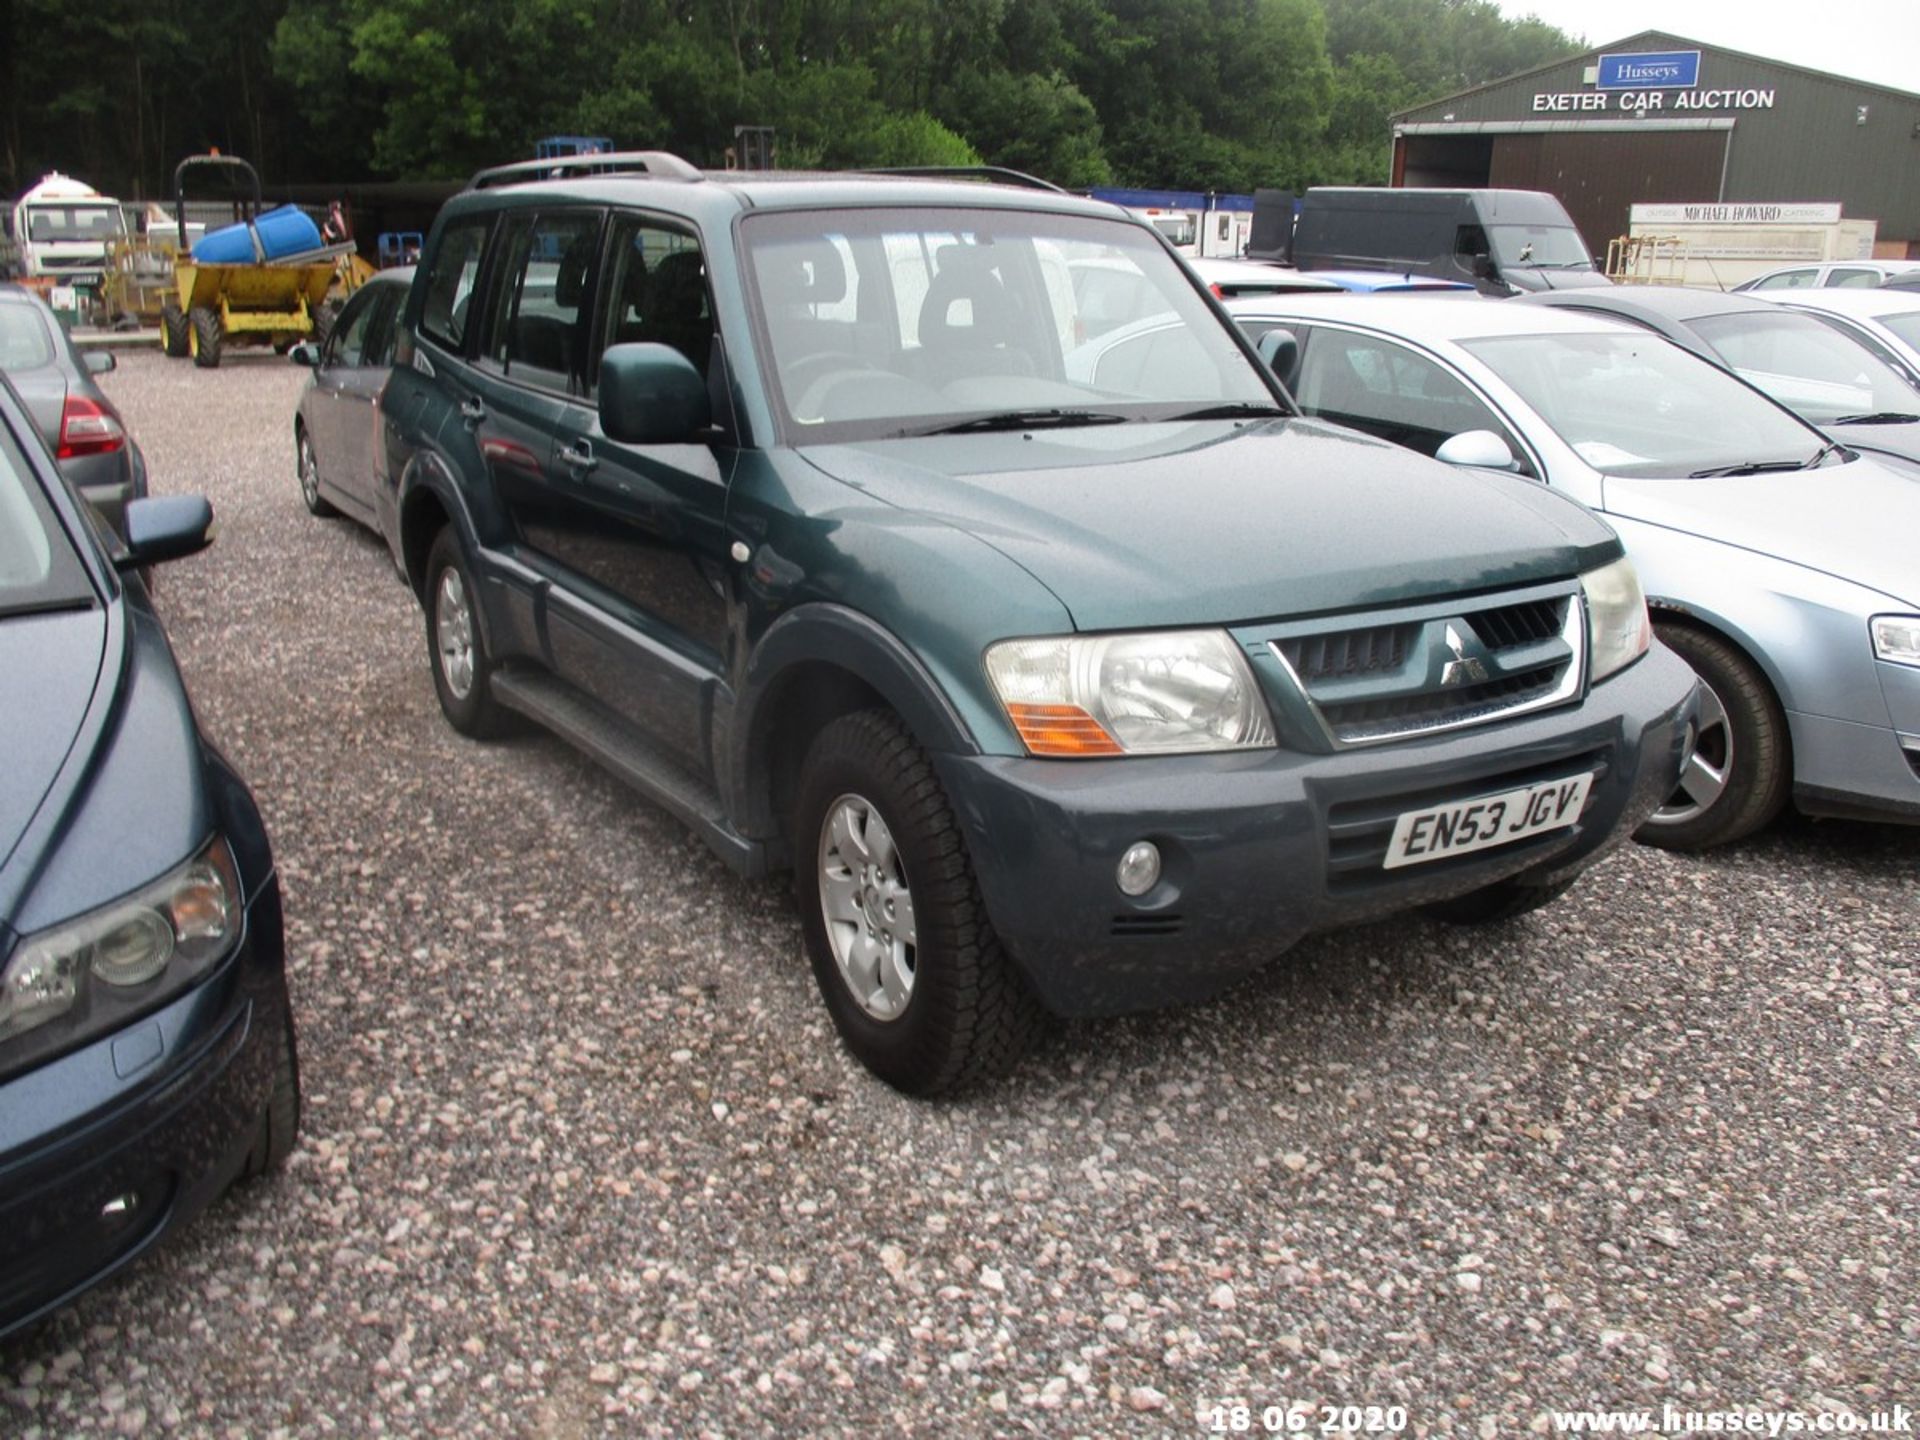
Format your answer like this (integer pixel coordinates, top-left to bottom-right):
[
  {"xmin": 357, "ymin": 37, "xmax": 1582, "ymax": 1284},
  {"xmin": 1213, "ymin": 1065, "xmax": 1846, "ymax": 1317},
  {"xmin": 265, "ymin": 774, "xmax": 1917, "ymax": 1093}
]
[{"xmin": 377, "ymin": 153, "xmax": 1700, "ymax": 1094}]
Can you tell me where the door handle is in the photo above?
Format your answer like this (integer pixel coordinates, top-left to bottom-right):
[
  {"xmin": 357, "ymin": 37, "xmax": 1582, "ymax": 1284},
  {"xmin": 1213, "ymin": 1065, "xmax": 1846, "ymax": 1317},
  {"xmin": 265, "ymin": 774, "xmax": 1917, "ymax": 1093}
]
[
  {"xmin": 460, "ymin": 396, "xmax": 486, "ymax": 427},
  {"xmin": 559, "ymin": 440, "xmax": 599, "ymax": 474}
]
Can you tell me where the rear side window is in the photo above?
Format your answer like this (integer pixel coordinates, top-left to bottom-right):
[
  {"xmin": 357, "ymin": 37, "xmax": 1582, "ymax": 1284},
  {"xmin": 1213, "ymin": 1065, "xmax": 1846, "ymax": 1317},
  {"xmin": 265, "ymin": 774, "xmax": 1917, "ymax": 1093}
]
[
  {"xmin": 420, "ymin": 218, "xmax": 491, "ymax": 351},
  {"xmin": 1295, "ymin": 329, "xmax": 1529, "ymax": 470},
  {"xmin": 479, "ymin": 210, "xmax": 604, "ymax": 394},
  {"xmin": 0, "ymin": 304, "xmax": 55, "ymax": 372},
  {"xmin": 327, "ymin": 286, "xmax": 384, "ymax": 367}
]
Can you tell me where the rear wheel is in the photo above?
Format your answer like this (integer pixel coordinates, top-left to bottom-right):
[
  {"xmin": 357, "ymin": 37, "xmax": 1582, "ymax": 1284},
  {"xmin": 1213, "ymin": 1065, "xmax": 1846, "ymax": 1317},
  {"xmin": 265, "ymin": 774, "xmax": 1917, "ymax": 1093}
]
[
  {"xmin": 160, "ymin": 301, "xmax": 190, "ymax": 358},
  {"xmin": 190, "ymin": 305, "xmax": 222, "ymax": 368},
  {"xmin": 296, "ymin": 425, "xmax": 337, "ymax": 517},
  {"xmin": 1637, "ymin": 623, "xmax": 1789, "ymax": 851},
  {"xmin": 425, "ymin": 526, "xmax": 514, "ymax": 738},
  {"xmin": 794, "ymin": 710, "xmax": 1045, "ymax": 1095}
]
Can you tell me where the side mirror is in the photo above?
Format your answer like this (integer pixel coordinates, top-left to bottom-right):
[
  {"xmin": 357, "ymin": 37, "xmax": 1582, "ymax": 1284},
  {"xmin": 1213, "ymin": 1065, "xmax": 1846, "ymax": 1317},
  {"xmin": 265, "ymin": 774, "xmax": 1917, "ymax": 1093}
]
[
  {"xmin": 289, "ymin": 341, "xmax": 321, "ymax": 367},
  {"xmin": 1435, "ymin": 429, "xmax": 1519, "ymax": 471},
  {"xmin": 1470, "ymin": 253, "xmax": 1496, "ymax": 280},
  {"xmin": 84, "ymin": 350, "xmax": 117, "ymax": 375},
  {"xmin": 1254, "ymin": 327, "xmax": 1299, "ymax": 388},
  {"xmin": 117, "ymin": 495, "xmax": 213, "ymax": 571},
  {"xmin": 599, "ymin": 342, "xmax": 711, "ymax": 445}
]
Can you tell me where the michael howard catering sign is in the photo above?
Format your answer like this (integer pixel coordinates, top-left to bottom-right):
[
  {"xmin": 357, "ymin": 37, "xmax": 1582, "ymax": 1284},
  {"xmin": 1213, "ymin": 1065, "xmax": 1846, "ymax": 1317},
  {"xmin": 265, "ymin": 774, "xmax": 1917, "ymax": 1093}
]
[{"xmin": 1597, "ymin": 51, "xmax": 1701, "ymax": 89}]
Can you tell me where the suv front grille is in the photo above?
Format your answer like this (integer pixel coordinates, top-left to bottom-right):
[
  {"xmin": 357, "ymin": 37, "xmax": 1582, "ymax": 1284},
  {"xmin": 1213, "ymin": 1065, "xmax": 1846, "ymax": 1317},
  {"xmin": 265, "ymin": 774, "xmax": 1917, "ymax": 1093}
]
[
  {"xmin": 1263, "ymin": 583, "xmax": 1585, "ymax": 748},
  {"xmin": 1281, "ymin": 622, "xmax": 1419, "ymax": 684}
]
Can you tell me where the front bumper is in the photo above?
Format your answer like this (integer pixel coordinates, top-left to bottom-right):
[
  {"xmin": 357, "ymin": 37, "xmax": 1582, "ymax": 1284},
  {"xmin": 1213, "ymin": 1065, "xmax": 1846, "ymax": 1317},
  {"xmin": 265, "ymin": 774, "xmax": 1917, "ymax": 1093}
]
[
  {"xmin": 938, "ymin": 645, "xmax": 1699, "ymax": 1016},
  {"xmin": 0, "ymin": 880, "xmax": 287, "ymax": 1341},
  {"xmin": 1789, "ymin": 658, "xmax": 1920, "ymax": 824}
]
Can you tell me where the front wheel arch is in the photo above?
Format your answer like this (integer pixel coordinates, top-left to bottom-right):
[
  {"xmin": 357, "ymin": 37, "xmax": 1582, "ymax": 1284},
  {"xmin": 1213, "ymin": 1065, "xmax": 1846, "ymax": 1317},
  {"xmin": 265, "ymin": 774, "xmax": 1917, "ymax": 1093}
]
[{"xmin": 730, "ymin": 605, "xmax": 984, "ymax": 845}]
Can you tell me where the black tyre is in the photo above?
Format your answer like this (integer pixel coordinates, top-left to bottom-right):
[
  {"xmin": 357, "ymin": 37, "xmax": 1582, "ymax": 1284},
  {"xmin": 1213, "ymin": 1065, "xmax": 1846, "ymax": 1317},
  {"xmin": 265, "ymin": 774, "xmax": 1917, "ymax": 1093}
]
[
  {"xmin": 295, "ymin": 423, "xmax": 338, "ymax": 517},
  {"xmin": 794, "ymin": 709, "xmax": 1045, "ymax": 1095},
  {"xmin": 1423, "ymin": 873, "xmax": 1577, "ymax": 926},
  {"xmin": 424, "ymin": 526, "xmax": 514, "ymax": 738},
  {"xmin": 1637, "ymin": 623, "xmax": 1789, "ymax": 851},
  {"xmin": 160, "ymin": 301, "xmax": 190, "ymax": 358},
  {"xmin": 190, "ymin": 305, "xmax": 222, "ymax": 368},
  {"xmin": 243, "ymin": 1009, "xmax": 302, "ymax": 1179}
]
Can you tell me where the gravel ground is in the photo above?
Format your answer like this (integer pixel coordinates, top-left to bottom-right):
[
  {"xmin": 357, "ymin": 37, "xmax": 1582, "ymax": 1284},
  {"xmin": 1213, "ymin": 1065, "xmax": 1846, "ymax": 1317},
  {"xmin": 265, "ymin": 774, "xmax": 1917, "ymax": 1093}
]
[{"xmin": 3, "ymin": 349, "xmax": 1916, "ymax": 1437}]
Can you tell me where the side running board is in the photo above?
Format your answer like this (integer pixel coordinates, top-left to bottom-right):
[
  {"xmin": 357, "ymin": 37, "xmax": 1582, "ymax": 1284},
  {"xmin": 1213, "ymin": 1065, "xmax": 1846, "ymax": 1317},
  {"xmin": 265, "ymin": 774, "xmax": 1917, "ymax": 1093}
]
[{"xmin": 490, "ymin": 669, "xmax": 768, "ymax": 877}]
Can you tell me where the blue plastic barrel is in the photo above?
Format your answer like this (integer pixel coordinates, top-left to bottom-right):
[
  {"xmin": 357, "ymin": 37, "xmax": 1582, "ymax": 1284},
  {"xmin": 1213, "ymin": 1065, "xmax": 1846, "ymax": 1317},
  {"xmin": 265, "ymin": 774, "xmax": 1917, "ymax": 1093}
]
[{"xmin": 191, "ymin": 205, "xmax": 324, "ymax": 263}]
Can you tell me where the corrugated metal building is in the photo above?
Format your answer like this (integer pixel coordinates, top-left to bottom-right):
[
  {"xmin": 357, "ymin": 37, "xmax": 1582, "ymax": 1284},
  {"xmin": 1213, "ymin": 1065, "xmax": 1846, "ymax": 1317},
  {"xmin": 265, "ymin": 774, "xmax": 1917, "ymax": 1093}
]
[{"xmin": 1390, "ymin": 31, "xmax": 1920, "ymax": 256}]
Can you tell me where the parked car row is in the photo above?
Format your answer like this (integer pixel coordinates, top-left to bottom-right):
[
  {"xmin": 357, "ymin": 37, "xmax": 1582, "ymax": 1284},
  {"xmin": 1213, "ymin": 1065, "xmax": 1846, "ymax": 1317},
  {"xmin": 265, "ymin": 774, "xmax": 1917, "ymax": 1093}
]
[
  {"xmin": 279, "ymin": 165, "xmax": 1919, "ymax": 1091},
  {"xmin": 10, "ymin": 156, "xmax": 1917, "ymax": 1342}
]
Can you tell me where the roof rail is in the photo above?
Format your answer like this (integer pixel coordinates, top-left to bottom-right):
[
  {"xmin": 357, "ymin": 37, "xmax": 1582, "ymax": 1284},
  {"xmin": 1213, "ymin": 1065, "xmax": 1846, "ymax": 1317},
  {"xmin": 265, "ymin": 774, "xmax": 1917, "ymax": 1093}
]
[
  {"xmin": 856, "ymin": 165, "xmax": 1066, "ymax": 194},
  {"xmin": 465, "ymin": 150, "xmax": 703, "ymax": 191}
]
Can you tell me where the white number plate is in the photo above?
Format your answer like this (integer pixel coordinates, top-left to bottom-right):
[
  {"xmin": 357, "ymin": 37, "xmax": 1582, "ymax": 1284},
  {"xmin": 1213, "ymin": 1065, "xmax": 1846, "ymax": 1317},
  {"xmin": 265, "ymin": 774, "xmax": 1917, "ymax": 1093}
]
[{"xmin": 1382, "ymin": 772, "xmax": 1594, "ymax": 870}]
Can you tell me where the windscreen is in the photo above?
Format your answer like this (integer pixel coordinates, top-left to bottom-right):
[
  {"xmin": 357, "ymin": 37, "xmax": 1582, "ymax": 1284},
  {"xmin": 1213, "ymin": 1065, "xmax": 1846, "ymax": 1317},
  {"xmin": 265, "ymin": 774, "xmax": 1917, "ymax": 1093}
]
[
  {"xmin": 1488, "ymin": 225, "xmax": 1594, "ymax": 270},
  {"xmin": 742, "ymin": 206, "xmax": 1275, "ymax": 441},
  {"xmin": 1876, "ymin": 310, "xmax": 1920, "ymax": 352},
  {"xmin": 1461, "ymin": 331, "xmax": 1826, "ymax": 477},
  {"xmin": 25, "ymin": 204, "xmax": 124, "ymax": 244},
  {"xmin": 1691, "ymin": 311, "xmax": 1920, "ymax": 423}
]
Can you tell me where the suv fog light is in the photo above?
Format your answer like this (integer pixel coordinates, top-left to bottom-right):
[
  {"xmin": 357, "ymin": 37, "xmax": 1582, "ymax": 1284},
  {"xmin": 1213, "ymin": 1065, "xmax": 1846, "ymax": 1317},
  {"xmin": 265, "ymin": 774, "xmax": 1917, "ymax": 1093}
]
[{"xmin": 1116, "ymin": 841, "xmax": 1162, "ymax": 897}]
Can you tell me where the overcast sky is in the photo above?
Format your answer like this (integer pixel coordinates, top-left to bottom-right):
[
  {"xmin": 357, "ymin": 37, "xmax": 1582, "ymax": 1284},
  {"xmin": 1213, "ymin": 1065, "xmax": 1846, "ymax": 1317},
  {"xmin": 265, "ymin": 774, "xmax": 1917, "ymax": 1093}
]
[{"xmin": 1492, "ymin": 0, "xmax": 1920, "ymax": 94}]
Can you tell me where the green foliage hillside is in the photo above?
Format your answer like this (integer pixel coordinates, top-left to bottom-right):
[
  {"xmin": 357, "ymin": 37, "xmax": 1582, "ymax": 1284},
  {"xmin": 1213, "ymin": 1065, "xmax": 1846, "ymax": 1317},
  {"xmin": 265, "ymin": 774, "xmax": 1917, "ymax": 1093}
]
[{"xmin": 1, "ymin": 0, "xmax": 1582, "ymax": 198}]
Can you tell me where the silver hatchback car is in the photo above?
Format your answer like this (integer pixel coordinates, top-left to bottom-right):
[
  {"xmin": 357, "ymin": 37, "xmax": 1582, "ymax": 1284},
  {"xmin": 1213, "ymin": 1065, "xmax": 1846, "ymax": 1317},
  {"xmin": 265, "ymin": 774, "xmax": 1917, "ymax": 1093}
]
[
  {"xmin": 1223, "ymin": 294, "xmax": 1920, "ymax": 849},
  {"xmin": 0, "ymin": 283, "xmax": 147, "ymax": 536}
]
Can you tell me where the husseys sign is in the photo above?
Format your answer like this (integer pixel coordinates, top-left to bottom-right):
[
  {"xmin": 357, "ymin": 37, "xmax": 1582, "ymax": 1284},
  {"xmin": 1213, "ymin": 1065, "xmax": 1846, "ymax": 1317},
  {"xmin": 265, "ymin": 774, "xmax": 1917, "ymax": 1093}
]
[{"xmin": 1532, "ymin": 51, "xmax": 1777, "ymax": 114}]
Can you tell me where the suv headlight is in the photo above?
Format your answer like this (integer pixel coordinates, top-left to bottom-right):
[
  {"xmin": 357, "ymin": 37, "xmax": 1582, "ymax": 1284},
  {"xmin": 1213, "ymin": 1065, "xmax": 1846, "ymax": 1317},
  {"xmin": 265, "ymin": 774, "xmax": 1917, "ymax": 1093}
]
[
  {"xmin": 985, "ymin": 630, "xmax": 1276, "ymax": 756},
  {"xmin": 0, "ymin": 836, "xmax": 243, "ymax": 1049},
  {"xmin": 1872, "ymin": 615, "xmax": 1920, "ymax": 667},
  {"xmin": 1583, "ymin": 556, "xmax": 1651, "ymax": 684}
]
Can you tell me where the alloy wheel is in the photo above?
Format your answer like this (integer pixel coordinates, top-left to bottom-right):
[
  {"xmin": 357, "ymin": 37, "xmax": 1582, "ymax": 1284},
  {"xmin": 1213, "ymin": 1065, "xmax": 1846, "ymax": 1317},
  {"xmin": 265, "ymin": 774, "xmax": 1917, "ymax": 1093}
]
[
  {"xmin": 817, "ymin": 794, "xmax": 918, "ymax": 1021},
  {"xmin": 1650, "ymin": 677, "xmax": 1731, "ymax": 827},
  {"xmin": 434, "ymin": 568, "xmax": 476, "ymax": 701}
]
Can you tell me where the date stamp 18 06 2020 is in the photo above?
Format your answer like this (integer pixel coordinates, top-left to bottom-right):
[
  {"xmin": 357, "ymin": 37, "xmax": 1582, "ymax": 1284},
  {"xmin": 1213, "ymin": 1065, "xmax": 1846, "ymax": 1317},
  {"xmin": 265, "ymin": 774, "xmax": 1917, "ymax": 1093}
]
[{"xmin": 1202, "ymin": 1402, "xmax": 1411, "ymax": 1434}]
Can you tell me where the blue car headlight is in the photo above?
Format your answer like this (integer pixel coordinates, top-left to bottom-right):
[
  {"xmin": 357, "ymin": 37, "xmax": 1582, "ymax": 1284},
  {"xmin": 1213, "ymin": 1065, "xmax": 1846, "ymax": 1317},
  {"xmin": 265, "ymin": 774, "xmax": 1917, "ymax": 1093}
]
[{"xmin": 0, "ymin": 835, "xmax": 243, "ymax": 1048}]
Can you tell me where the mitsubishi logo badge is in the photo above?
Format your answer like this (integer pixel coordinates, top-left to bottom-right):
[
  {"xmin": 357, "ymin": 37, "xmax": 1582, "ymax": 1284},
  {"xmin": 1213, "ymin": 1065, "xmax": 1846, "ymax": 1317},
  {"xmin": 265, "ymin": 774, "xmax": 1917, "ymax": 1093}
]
[{"xmin": 1440, "ymin": 624, "xmax": 1490, "ymax": 687}]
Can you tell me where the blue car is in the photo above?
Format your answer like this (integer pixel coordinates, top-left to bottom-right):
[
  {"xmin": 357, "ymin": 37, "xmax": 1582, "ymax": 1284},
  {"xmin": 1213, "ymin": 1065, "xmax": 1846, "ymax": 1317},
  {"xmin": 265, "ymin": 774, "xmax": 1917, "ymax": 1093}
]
[{"xmin": 0, "ymin": 371, "xmax": 298, "ymax": 1339}]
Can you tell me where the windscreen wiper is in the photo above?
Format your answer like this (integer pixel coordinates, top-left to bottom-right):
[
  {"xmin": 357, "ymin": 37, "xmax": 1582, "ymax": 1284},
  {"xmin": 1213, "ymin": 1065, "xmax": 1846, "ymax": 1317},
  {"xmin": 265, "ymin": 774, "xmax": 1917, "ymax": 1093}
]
[
  {"xmin": 1688, "ymin": 458, "xmax": 1811, "ymax": 477},
  {"xmin": 1830, "ymin": 412, "xmax": 1920, "ymax": 425},
  {"xmin": 1167, "ymin": 402, "xmax": 1293, "ymax": 421},
  {"xmin": 918, "ymin": 409, "xmax": 1131, "ymax": 436}
]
